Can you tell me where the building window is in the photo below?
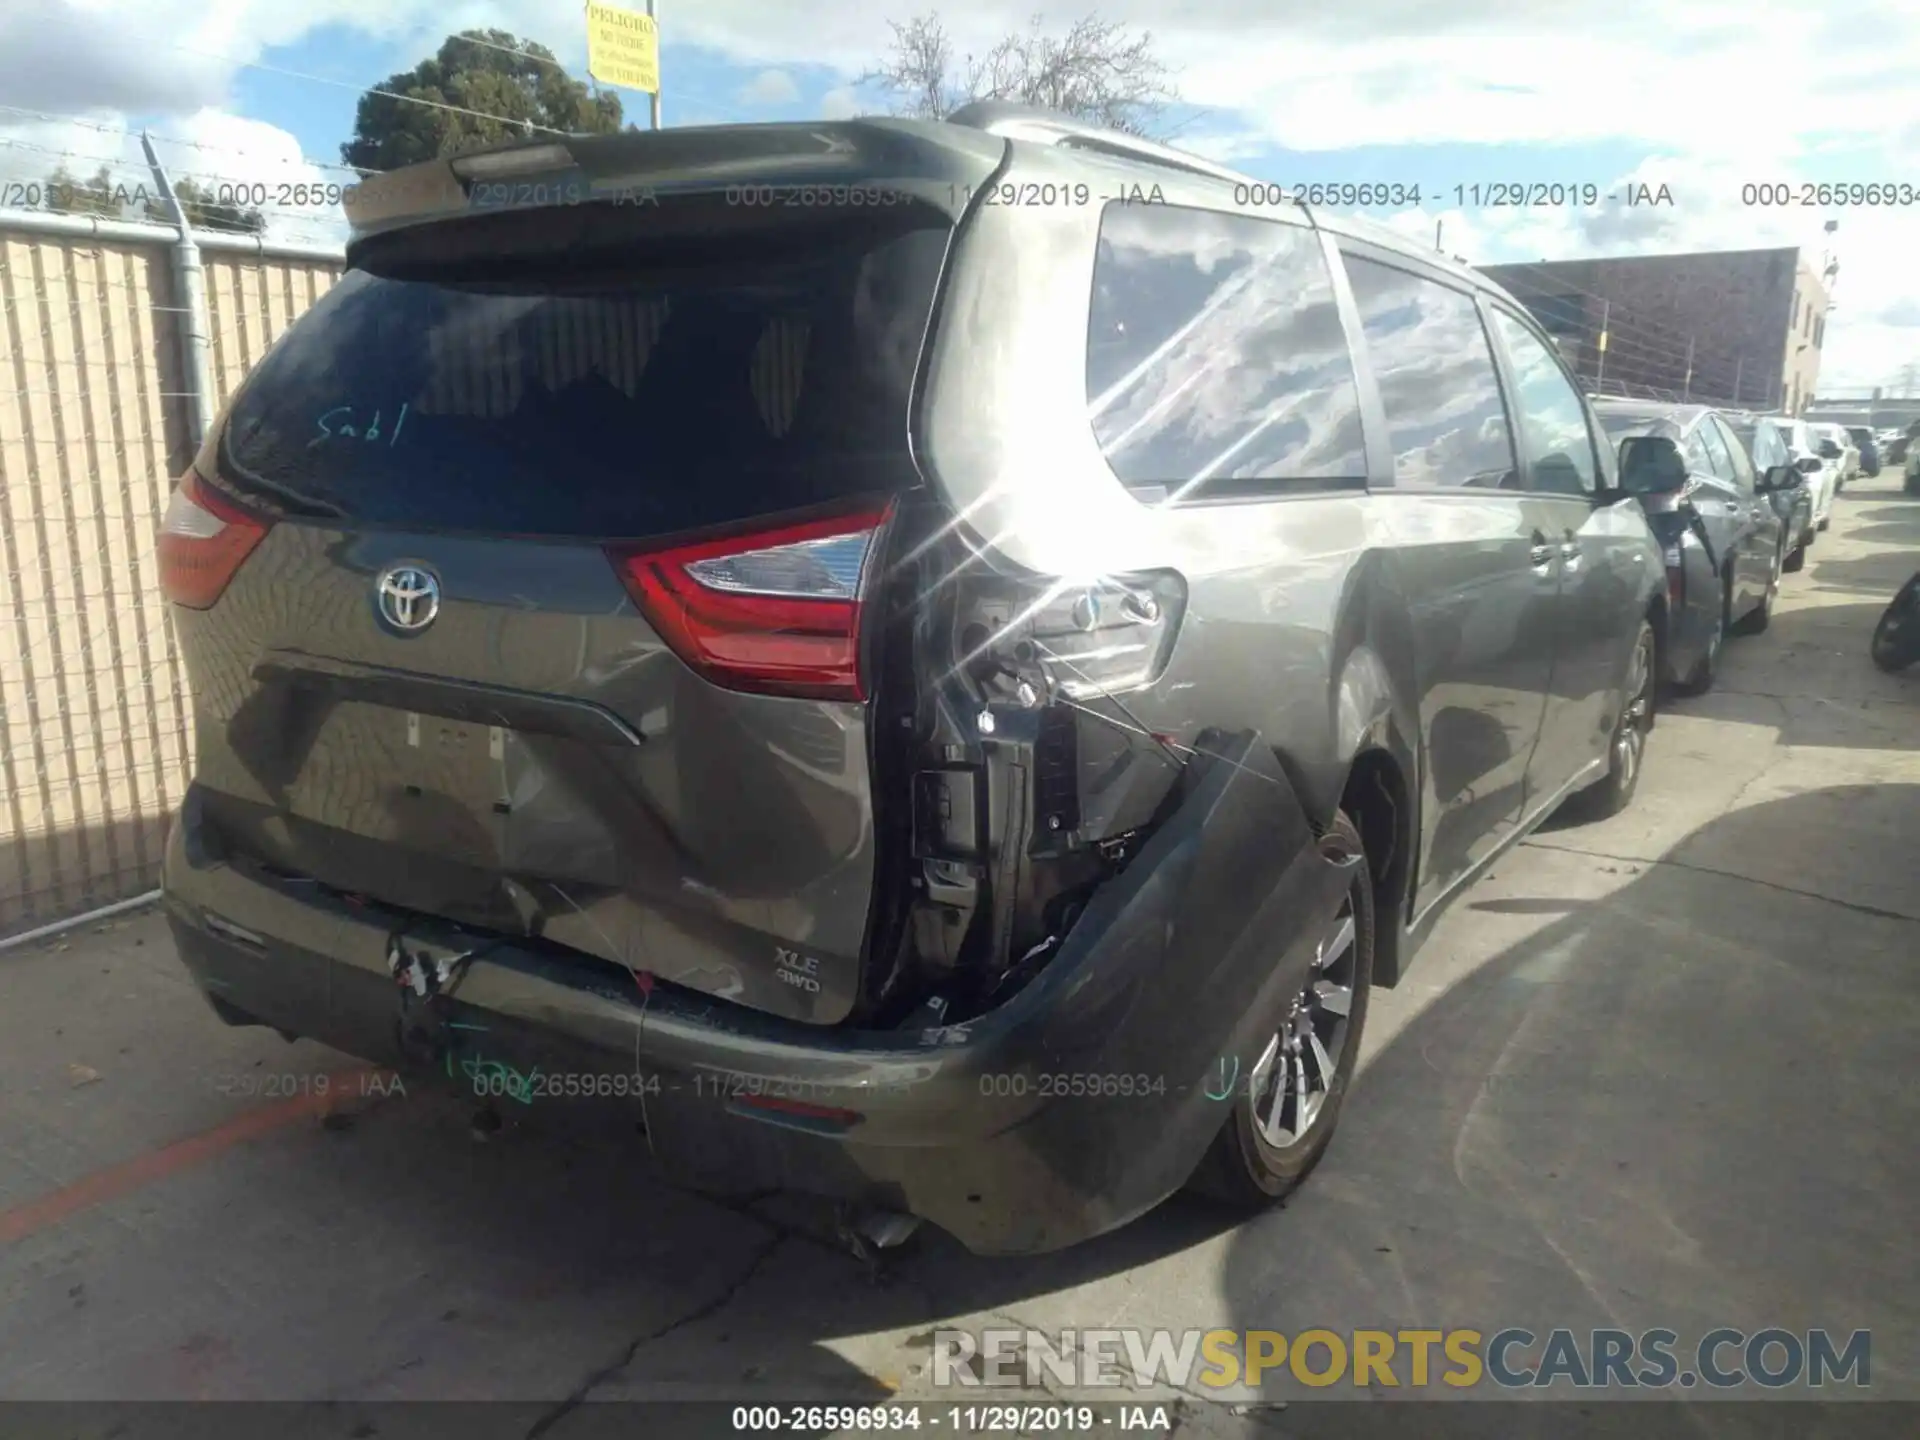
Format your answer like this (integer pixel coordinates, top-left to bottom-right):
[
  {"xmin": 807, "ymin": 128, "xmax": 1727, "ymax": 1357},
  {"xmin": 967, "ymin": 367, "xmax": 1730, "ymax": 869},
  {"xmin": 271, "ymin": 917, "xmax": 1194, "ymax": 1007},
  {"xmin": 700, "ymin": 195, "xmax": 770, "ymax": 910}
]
[
  {"xmin": 1791, "ymin": 296, "xmax": 1800, "ymax": 332},
  {"xmin": 1815, "ymin": 315, "xmax": 1825, "ymax": 349}
]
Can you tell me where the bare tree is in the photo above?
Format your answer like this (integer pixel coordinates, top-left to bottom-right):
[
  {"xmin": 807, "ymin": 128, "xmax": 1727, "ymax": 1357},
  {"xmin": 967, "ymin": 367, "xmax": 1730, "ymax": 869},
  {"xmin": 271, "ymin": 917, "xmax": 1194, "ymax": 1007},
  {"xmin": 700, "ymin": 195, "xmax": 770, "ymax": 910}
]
[{"xmin": 860, "ymin": 12, "xmax": 1180, "ymax": 138}]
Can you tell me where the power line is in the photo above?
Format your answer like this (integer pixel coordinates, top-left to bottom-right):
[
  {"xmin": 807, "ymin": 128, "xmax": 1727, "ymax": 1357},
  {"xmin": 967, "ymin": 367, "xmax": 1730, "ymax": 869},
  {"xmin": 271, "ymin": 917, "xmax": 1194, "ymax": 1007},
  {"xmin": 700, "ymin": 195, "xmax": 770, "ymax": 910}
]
[
  {"xmin": 158, "ymin": 30, "xmax": 751, "ymax": 135},
  {"xmin": 158, "ymin": 39, "xmax": 574, "ymax": 138},
  {"xmin": 0, "ymin": 102, "xmax": 369, "ymax": 177},
  {"xmin": 431, "ymin": 25, "xmax": 746, "ymax": 123}
]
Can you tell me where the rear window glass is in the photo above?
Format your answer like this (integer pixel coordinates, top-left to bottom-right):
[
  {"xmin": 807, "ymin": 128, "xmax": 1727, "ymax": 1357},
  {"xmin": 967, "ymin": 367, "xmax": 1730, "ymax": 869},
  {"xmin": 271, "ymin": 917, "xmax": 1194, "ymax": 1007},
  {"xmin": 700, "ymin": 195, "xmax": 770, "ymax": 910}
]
[
  {"xmin": 1085, "ymin": 202, "xmax": 1365, "ymax": 502},
  {"xmin": 217, "ymin": 212, "xmax": 950, "ymax": 537},
  {"xmin": 1596, "ymin": 409, "xmax": 1666, "ymax": 440}
]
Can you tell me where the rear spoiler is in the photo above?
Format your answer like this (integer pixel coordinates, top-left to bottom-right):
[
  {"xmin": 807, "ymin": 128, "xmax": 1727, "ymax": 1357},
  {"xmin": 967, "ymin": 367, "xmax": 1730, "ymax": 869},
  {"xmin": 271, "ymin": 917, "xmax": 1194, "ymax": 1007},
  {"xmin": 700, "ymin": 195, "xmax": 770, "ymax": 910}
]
[{"xmin": 342, "ymin": 119, "xmax": 1010, "ymax": 249}]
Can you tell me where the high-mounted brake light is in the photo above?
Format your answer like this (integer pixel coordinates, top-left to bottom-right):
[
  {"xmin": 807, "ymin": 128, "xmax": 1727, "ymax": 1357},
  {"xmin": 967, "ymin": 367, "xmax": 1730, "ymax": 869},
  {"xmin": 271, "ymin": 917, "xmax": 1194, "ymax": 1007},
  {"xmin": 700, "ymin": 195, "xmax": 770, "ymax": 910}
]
[
  {"xmin": 449, "ymin": 144, "xmax": 577, "ymax": 179},
  {"xmin": 156, "ymin": 470, "xmax": 269, "ymax": 609},
  {"xmin": 609, "ymin": 507, "xmax": 891, "ymax": 703}
]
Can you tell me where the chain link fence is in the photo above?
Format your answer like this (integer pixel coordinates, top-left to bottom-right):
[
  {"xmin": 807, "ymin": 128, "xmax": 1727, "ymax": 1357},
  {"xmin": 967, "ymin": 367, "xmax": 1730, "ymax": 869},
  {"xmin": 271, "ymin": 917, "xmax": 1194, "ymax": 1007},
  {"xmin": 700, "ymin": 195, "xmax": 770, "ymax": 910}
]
[{"xmin": 0, "ymin": 212, "xmax": 340, "ymax": 938}]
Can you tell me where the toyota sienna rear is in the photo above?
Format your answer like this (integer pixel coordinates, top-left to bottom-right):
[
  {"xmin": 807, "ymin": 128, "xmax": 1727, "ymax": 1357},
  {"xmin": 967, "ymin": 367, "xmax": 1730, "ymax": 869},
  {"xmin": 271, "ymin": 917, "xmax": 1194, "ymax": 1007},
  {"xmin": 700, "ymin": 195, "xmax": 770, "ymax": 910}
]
[{"xmin": 160, "ymin": 109, "xmax": 1663, "ymax": 1254}]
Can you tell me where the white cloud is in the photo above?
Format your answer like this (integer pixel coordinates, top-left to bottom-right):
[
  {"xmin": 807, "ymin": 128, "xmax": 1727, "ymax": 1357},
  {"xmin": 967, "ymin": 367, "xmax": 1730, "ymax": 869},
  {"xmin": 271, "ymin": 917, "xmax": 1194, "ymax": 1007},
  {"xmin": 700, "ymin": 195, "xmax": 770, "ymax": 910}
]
[
  {"xmin": 1174, "ymin": 128, "xmax": 1271, "ymax": 165},
  {"xmin": 819, "ymin": 86, "xmax": 862, "ymax": 121},
  {"xmin": 3, "ymin": 0, "xmax": 1915, "ymax": 390},
  {"xmin": 735, "ymin": 68, "xmax": 799, "ymax": 107}
]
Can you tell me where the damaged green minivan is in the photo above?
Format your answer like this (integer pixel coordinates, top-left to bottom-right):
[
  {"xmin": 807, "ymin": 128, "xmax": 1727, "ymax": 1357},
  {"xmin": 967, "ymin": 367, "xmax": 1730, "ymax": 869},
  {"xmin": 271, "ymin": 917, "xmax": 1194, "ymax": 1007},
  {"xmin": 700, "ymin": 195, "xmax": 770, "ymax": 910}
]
[{"xmin": 159, "ymin": 104, "xmax": 1666, "ymax": 1254}]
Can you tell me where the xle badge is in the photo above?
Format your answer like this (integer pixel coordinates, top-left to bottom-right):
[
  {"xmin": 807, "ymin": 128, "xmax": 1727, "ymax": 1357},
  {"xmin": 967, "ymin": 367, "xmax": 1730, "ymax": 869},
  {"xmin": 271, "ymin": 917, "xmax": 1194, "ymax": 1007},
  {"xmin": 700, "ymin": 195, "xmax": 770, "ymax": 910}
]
[{"xmin": 774, "ymin": 946, "xmax": 822, "ymax": 993}]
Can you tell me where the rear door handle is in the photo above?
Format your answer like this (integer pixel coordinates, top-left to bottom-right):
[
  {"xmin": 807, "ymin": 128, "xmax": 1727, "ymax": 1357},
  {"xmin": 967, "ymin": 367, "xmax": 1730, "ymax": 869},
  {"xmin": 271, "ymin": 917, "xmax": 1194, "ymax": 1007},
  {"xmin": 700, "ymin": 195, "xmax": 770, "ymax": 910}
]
[
  {"xmin": 1559, "ymin": 534, "xmax": 1582, "ymax": 568},
  {"xmin": 1529, "ymin": 531, "xmax": 1555, "ymax": 569}
]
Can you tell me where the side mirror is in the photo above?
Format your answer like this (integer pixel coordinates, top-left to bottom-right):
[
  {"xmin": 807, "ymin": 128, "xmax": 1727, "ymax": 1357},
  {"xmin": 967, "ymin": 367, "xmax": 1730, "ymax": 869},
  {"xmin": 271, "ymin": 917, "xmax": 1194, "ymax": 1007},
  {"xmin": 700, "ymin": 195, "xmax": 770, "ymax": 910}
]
[
  {"xmin": 1796, "ymin": 454, "xmax": 1823, "ymax": 474},
  {"xmin": 1762, "ymin": 464, "xmax": 1798, "ymax": 491},
  {"xmin": 1618, "ymin": 434, "xmax": 1688, "ymax": 495}
]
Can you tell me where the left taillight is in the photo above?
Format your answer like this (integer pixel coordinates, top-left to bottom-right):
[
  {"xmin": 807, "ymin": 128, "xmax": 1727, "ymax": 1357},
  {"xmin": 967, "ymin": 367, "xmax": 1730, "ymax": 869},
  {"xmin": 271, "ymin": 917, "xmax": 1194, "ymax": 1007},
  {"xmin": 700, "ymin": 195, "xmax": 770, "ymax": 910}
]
[
  {"xmin": 157, "ymin": 469, "xmax": 269, "ymax": 609},
  {"xmin": 607, "ymin": 506, "xmax": 891, "ymax": 703}
]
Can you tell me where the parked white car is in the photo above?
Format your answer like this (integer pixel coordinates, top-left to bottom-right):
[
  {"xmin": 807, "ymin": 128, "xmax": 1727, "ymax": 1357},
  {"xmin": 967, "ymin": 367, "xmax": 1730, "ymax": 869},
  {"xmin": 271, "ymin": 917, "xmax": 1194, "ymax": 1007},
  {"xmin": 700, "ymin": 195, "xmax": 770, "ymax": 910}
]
[
  {"xmin": 1812, "ymin": 422, "xmax": 1860, "ymax": 487},
  {"xmin": 1767, "ymin": 417, "xmax": 1840, "ymax": 531}
]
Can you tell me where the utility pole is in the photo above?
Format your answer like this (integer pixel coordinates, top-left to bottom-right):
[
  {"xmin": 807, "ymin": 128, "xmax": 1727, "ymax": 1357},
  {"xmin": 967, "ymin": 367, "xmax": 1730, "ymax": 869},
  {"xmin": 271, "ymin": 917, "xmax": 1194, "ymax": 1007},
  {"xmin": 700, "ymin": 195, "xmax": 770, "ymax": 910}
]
[
  {"xmin": 140, "ymin": 131, "xmax": 213, "ymax": 449},
  {"xmin": 648, "ymin": 0, "xmax": 662, "ymax": 130},
  {"xmin": 1593, "ymin": 300, "xmax": 1609, "ymax": 393}
]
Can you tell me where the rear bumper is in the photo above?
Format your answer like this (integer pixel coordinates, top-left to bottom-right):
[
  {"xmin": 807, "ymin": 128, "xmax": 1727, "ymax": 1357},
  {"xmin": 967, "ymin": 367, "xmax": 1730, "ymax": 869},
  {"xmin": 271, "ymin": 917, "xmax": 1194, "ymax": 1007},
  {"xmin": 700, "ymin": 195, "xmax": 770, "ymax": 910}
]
[
  {"xmin": 1648, "ymin": 522, "xmax": 1716, "ymax": 686},
  {"xmin": 162, "ymin": 733, "xmax": 1354, "ymax": 1256}
]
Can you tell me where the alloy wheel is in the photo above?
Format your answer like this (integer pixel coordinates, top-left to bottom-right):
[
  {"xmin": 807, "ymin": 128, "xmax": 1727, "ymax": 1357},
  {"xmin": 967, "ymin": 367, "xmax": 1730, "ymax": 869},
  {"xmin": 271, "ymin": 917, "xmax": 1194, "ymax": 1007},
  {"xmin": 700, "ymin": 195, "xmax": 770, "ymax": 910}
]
[
  {"xmin": 1249, "ymin": 895, "xmax": 1357, "ymax": 1148},
  {"xmin": 1615, "ymin": 629, "xmax": 1654, "ymax": 791}
]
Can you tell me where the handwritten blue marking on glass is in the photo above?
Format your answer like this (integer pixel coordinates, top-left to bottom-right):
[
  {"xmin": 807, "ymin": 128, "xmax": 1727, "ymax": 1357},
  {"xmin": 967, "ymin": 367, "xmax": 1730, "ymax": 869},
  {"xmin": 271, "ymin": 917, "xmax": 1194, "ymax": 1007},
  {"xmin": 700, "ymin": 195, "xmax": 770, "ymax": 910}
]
[
  {"xmin": 309, "ymin": 402, "xmax": 409, "ymax": 449},
  {"xmin": 1203, "ymin": 1054, "xmax": 1240, "ymax": 1102}
]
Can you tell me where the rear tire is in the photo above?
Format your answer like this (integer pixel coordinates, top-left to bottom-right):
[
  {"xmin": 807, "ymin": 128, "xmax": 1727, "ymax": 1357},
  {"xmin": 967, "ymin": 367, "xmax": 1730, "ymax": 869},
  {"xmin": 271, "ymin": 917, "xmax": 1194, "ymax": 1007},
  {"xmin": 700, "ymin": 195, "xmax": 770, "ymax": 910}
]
[
  {"xmin": 1782, "ymin": 541, "xmax": 1806, "ymax": 574},
  {"xmin": 1871, "ymin": 576, "xmax": 1920, "ymax": 673},
  {"xmin": 1185, "ymin": 812, "xmax": 1373, "ymax": 1208}
]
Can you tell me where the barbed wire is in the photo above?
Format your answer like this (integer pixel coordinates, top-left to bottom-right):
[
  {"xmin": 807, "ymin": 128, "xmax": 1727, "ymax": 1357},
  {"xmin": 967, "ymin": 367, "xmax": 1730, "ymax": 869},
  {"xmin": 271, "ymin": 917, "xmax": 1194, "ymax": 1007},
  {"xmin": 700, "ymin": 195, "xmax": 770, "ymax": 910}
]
[
  {"xmin": 0, "ymin": 102, "xmax": 373, "ymax": 178},
  {"xmin": 1489, "ymin": 261, "xmax": 1764, "ymax": 357}
]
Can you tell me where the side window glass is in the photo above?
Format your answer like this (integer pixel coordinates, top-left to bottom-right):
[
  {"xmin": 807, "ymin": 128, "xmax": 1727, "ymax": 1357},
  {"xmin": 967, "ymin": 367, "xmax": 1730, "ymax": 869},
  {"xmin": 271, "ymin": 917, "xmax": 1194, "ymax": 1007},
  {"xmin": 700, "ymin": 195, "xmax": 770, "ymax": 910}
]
[
  {"xmin": 1711, "ymin": 416, "xmax": 1755, "ymax": 491},
  {"xmin": 1681, "ymin": 426, "xmax": 1714, "ymax": 476},
  {"xmin": 1733, "ymin": 421, "xmax": 1784, "ymax": 475},
  {"xmin": 1086, "ymin": 204, "xmax": 1367, "ymax": 502},
  {"xmin": 1342, "ymin": 254, "xmax": 1518, "ymax": 489},
  {"xmin": 1488, "ymin": 309, "xmax": 1597, "ymax": 495},
  {"xmin": 1695, "ymin": 418, "xmax": 1737, "ymax": 484}
]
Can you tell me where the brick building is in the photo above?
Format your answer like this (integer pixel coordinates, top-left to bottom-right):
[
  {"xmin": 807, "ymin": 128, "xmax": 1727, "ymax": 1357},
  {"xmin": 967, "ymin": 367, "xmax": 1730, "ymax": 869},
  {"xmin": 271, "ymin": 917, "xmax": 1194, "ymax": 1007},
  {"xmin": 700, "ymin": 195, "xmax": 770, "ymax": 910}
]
[{"xmin": 1479, "ymin": 247, "xmax": 1831, "ymax": 414}]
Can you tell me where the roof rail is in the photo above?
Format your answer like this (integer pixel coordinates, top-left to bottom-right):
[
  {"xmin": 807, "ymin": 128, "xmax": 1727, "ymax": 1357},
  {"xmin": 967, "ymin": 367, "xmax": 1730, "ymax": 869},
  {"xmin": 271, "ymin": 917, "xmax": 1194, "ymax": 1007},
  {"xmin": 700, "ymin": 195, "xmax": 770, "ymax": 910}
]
[{"xmin": 943, "ymin": 101, "xmax": 1258, "ymax": 190}]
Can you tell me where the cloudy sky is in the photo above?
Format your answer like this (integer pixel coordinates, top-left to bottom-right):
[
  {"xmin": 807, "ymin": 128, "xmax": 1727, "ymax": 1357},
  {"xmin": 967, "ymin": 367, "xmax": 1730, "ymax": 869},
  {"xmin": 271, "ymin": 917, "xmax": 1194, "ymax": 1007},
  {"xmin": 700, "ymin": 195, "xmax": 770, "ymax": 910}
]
[{"xmin": 3, "ymin": 0, "xmax": 1917, "ymax": 394}]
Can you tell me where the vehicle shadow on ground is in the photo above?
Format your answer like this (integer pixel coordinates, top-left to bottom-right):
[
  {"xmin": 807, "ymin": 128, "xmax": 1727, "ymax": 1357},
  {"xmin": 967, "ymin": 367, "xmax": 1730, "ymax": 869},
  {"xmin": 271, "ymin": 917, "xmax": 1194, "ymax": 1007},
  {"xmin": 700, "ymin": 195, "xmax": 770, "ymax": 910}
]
[
  {"xmin": 1801, "ymin": 554, "xmax": 1918, "ymax": 597},
  {"xmin": 1838, "ymin": 519, "xmax": 1920, "ymax": 549},
  {"xmin": 563, "ymin": 783, "xmax": 1920, "ymax": 1430},
  {"xmin": 5, "ymin": 811, "xmax": 1916, "ymax": 1421},
  {"xmin": 1193, "ymin": 784, "xmax": 1920, "ymax": 1428},
  {"xmin": 572, "ymin": 789, "xmax": 1919, "ymax": 1424}
]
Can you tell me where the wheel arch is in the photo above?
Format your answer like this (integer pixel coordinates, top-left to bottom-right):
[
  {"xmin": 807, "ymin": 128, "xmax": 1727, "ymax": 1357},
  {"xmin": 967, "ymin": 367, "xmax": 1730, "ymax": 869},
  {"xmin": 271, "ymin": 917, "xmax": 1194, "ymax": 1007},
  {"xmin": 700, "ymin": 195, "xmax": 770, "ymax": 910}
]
[{"xmin": 1334, "ymin": 739, "xmax": 1416, "ymax": 990}]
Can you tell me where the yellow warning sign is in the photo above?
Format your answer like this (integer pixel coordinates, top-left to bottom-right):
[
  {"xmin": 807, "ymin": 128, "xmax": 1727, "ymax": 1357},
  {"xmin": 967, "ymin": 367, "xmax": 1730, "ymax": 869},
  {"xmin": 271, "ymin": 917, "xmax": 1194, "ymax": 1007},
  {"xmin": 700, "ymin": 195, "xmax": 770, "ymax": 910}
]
[{"xmin": 586, "ymin": 1, "xmax": 660, "ymax": 94}]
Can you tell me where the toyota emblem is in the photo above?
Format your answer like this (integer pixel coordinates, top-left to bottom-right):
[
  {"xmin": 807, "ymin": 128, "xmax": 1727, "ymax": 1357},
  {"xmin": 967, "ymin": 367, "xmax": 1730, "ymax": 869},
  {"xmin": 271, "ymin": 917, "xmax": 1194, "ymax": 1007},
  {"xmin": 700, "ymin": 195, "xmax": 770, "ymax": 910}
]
[{"xmin": 375, "ymin": 564, "xmax": 441, "ymax": 633}]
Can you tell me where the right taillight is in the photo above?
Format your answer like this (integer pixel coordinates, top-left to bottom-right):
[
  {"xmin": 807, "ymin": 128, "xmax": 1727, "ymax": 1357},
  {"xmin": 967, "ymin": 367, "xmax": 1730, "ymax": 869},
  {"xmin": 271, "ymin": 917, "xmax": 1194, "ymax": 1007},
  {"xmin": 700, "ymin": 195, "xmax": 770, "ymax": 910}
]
[
  {"xmin": 157, "ymin": 469, "xmax": 270, "ymax": 609},
  {"xmin": 608, "ymin": 506, "xmax": 891, "ymax": 702}
]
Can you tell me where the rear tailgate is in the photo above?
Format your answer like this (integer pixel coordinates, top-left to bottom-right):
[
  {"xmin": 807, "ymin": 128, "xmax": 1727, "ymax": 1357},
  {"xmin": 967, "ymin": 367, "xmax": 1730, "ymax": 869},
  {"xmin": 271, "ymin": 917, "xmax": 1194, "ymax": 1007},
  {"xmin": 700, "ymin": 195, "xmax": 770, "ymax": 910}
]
[{"xmin": 172, "ymin": 128, "xmax": 1004, "ymax": 1025}]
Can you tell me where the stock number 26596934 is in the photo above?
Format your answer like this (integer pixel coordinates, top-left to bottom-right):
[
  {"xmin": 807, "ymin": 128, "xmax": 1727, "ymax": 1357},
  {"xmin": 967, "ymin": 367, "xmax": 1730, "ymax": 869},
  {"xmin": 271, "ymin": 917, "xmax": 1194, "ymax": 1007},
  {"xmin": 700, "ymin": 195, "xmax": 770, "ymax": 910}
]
[{"xmin": 978, "ymin": 1072, "xmax": 1167, "ymax": 1098}]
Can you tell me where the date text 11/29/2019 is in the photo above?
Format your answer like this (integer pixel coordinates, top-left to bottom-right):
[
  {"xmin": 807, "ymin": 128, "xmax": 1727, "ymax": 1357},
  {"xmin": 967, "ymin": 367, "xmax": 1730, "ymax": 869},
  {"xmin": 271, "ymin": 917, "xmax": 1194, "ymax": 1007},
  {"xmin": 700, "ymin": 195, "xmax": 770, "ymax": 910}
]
[{"xmin": 730, "ymin": 1404, "xmax": 1173, "ymax": 1432}]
